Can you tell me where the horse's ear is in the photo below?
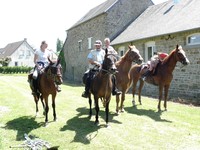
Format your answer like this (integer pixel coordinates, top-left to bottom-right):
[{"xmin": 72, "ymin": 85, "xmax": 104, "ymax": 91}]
[
  {"xmin": 56, "ymin": 59, "xmax": 60, "ymax": 66},
  {"xmin": 176, "ymin": 44, "xmax": 179, "ymax": 50},
  {"xmin": 128, "ymin": 45, "xmax": 132, "ymax": 51},
  {"xmin": 48, "ymin": 57, "xmax": 53, "ymax": 64},
  {"xmin": 105, "ymin": 48, "xmax": 108, "ymax": 55}
]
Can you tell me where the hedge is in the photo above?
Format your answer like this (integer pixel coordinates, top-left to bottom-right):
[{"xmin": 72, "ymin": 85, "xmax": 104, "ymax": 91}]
[{"xmin": 0, "ymin": 66, "xmax": 33, "ymax": 74}]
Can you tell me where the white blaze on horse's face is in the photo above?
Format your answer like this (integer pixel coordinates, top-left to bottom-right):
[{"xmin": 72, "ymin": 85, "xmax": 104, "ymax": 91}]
[
  {"xmin": 178, "ymin": 46, "xmax": 190, "ymax": 65},
  {"xmin": 132, "ymin": 46, "xmax": 144, "ymax": 64}
]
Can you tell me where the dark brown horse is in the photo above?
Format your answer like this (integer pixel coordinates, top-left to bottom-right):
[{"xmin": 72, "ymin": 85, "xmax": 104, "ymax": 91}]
[
  {"xmin": 29, "ymin": 58, "xmax": 63, "ymax": 126},
  {"xmin": 115, "ymin": 45, "xmax": 143, "ymax": 113},
  {"xmin": 83, "ymin": 51, "xmax": 117, "ymax": 126},
  {"xmin": 129, "ymin": 45, "xmax": 189, "ymax": 111}
]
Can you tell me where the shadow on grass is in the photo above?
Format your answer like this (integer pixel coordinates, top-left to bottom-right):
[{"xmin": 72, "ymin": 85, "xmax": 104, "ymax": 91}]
[
  {"xmin": 125, "ymin": 105, "xmax": 172, "ymax": 123},
  {"xmin": 60, "ymin": 107, "xmax": 121, "ymax": 144},
  {"xmin": 2, "ymin": 116, "xmax": 43, "ymax": 141}
]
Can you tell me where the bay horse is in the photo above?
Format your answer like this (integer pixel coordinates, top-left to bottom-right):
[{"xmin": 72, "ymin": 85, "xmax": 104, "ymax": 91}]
[
  {"xmin": 29, "ymin": 58, "xmax": 63, "ymax": 126},
  {"xmin": 83, "ymin": 50, "xmax": 117, "ymax": 126},
  {"xmin": 129, "ymin": 45, "xmax": 189, "ymax": 111},
  {"xmin": 115, "ymin": 45, "xmax": 143, "ymax": 113}
]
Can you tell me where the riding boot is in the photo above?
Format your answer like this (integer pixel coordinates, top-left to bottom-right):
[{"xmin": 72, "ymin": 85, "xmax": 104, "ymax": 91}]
[
  {"xmin": 141, "ymin": 70, "xmax": 151, "ymax": 81},
  {"xmin": 112, "ymin": 75, "xmax": 122, "ymax": 96},
  {"xmin": 31, "ymin": 79, "xmax": 38, "ymax": 95},
  {"xmin": 82, "ymin": 72, "xmax": 91, "ymax": 98},
  {"xmin": 55, "ymin": 83, "xmax": 61, "ymax": 92}
]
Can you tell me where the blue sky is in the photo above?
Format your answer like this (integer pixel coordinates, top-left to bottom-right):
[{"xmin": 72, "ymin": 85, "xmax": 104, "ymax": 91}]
[{"xmin": 0, "ymin": 0, "xmax": 167, "ymax": 50}]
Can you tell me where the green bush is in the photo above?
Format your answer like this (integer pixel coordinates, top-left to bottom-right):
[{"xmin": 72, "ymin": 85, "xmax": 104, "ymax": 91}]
[{"xmin": 0, "ymin": 66, "xmax": 32, "ymax": 74}]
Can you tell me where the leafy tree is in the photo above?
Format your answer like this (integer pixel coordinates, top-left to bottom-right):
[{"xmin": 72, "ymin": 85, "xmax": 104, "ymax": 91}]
[
  {"xmin": 56, "ymin": 38, "xmax": 66, "ymax": 74},
  {"xmin": 56, "ymin": 38, "xmax": 63, "ymax": 53}
]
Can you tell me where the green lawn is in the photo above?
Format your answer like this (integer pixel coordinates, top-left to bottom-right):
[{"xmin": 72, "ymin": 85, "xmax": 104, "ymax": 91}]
[{"xmin": 0, "ymin": 74, "xmax": 200, "ymax": 150}]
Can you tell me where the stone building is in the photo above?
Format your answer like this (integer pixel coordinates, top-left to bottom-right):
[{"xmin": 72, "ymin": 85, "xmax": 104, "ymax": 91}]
[
  {"xmin": 63, "ymin": 0, "xmax": 153, "ymax": 81},
  {"xmin": 111, "ymin": 0, "xmax": 200, "ymax": 102},
  {"xmin": 63, "ymin": 0, "xmax": 200, "ymax": 102}
]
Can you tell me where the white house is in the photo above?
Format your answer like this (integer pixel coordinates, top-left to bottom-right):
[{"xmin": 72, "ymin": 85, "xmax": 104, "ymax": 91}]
[{"xmin": 0, "ymin": 38, "xmax": 35, "ymax": 67}]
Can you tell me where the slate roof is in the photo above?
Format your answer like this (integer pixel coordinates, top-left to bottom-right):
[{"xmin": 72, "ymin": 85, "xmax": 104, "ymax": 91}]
[
  {"xmin": 69, "ymin": 0, "xmax": 118, "ymax": 29},
  {"xmin": 112, "ymin": 0, "xmax": 200, "ymax": 45},
  {"xmin": 0, "ymin": 40, "xmax": 24, "ymax": 59}
]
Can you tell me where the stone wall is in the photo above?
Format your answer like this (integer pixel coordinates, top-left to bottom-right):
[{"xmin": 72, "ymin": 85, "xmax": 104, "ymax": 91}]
[
  {"xmin": 113, "ymin": 29, "xmax": 200, "ymax": 102},
  {"xmin": 63, "ymin": 0, "xmax": 153, "ymax": 82}
]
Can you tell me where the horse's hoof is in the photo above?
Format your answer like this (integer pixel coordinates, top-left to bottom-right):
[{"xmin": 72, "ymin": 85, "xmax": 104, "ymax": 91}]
[
  {"xmin": 132, "ymin": 100, "xmax": 136, "ymax": 106},
  {"xmin": 120, "ymin": 107, "xmax": 125, "ymax": 112},
  {"xmin": 44, "ymin": 122, "xmax": 48, "ymax": 127},
  {"xmin": 54, "ymin": 118, "xmax": 57, "ymax": 122},
  {"xmin": 106, "ymin": 123, "xmax": 111, "ymax": 128},
  {"xmin": 95, "ymin": 121, "xmax": 99, "ymax": 126}
]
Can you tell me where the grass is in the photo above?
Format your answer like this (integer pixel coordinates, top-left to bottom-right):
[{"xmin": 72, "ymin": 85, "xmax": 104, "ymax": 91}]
[{"xmin": 0, "ymin": 74, "xmax": 200, "ymax": 150}]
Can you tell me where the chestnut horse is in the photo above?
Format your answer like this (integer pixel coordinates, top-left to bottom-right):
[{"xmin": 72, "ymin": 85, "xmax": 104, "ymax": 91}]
[
  {"xmin": 115, "ymin": 45, "xmax": 143, "ymax": 113},
  {"xmin": 83, "ymin": 50, "xmax": 117, "ymax": 126},
  {"xmin": 129, "ymin": 45, "xmax": 189, "ymax": 111},
  {"xmin": 29, "ymin": 58, "xmax": 63, "ymax": 126}
]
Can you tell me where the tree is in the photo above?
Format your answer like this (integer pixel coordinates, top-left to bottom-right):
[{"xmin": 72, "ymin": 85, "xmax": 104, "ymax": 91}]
[
  {"xmin": 56, "ymin": 38, "xmax": 66, "ymax": 75},
  {"xmin": 56, "ymin": 38, "xmax": 63, "ymax": 53}
]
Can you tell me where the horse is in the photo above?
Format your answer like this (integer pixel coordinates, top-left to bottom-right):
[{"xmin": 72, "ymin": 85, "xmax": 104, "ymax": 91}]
[
  {"xmin": 29, "ymin": 58, "xmax": 63, "ymax": 126},
  {"xmin": 129, "ymin": 45, "xmax": 190, "ymax": 111},
  {"xmin": 83, "ymin": 50, "xmax": 117, "ymax": 126},
  {"xmin": 115, "ymin": 45, "xmax": 143, "ymax": 113}
]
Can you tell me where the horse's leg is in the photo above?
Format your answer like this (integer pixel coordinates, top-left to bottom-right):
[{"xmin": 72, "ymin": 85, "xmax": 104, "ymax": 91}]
[
  {"xmin": 88, "ymin": 94, "xmax": 92, "ymax": 118},
  {"xmin": 34, "ymin": 95, "xmax": 39, "ymax": 117},
  {"xmin": 132, "ymin": 78, "xmax": 139, "ymax": 106},
  {"xmin": 164, "ymin": 85, "xmax": 170, "ymax": 111},
  {"xmin": 115, "ymin": 95, "xmax": 120, "ymax": 114},
  {"xmin": 40, "ymin": 95, "xmax": 45, "ymax": 116},
  {"xmin": 94, "ymin": 96, "xmax": 99, "ymax": 125},
  {"xmin": 44, "ymin": 96, "xmax": 49, "ymax": 126},
  {"xmin": 105, "ymin": 97, "xmax": 111, "ymax": 127},
  {"xmin": 120, "ymin": 92, "xmax": 125, "ymax": 112},
  {"xmin": 158, "ymin": 85, "xmax": 164, "ymax": 111},
  {"xmin": 52, "ymin": 93, "xmax": 57, "ymax": 121},
  {"xmin": 138, "ymin": 79, "xmax": 144, "ymax": 105}
]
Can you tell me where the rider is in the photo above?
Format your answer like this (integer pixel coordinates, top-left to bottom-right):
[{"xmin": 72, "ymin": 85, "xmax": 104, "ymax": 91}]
[
  {"xmin": 30, "ymin": 41, "xmax": 61, "ymax": 94},
  {"xmin": 82, "ymin": 40, "xmax": 121, "ymax": 98},
  {"xmin": 141, "ymin": 52, "xmax": 168, "ymax": 81},
  {"xmin": 104, "ymin": 38, "xmax": 122, "ymax": 95}
]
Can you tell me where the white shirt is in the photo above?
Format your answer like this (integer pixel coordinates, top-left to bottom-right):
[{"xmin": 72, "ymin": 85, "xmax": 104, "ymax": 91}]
[
  {"xmin": 35, "ymin": 49, "xmax": 51, "ymax": 66},
  {"xmin": 105, "ymin": 45, "xmax": 118, "ymax": 55},
  {"xmin": 87, "ymin": 49, "xmax": 105, "ymax": 69}
]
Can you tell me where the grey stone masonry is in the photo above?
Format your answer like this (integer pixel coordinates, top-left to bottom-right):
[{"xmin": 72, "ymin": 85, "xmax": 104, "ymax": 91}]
[
  {"xmin": 113, "ymin": 29, "xmax": 200, "ymax": 102},
  {"xmin": 63, "ymin": 0, "xmax": 153, "ymax": 83}
]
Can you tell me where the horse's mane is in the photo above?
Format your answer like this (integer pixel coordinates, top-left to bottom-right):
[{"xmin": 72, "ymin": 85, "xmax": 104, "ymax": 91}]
[
  {"xmin": 162, "ymin": 48, "xmax": 176, "ymax": 64},
  {"xmin": 116, "ymin": 46, "xmax": 136, "ymax": 66}
]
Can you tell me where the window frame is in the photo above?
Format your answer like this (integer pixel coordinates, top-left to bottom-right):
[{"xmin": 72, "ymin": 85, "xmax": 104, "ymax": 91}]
[
  {"xmin": 78, "ymin": 40, "xmax": 82, "ymax": 52},
  {"xmin": 118, "ymin": 46, "xmax": 125, "ymax": 57},
  {"xmin": 186, "ymin": 33, "xmax": 200, "ymax": 46},
  {"xmin": 145, "ymin": 41, "xmax": 156, "ymax": 61},
  {"xmin": 88, "ymin": 37, "xmax": 93, "ymax": 50}
]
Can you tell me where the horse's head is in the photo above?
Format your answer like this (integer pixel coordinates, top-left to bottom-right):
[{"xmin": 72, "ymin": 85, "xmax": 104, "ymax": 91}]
[
  {"xmin": 127, "ymin": 45, "xmax": 143, "ymax": 64},
  {"xmin": 46, "ymin": 58, "xmax": 63, "ymax": 85},
  {"xmin": 175, "ymin": 45, "xmax": 190, "ymax": 66},
  {"xmin": 102, "ymin": 49, "xmax": 117, "ymax": 74}
]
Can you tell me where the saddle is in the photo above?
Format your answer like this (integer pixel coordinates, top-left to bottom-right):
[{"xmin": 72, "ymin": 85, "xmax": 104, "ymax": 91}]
[
  {"xmin": 82, "ymin": 68, "xmax": 100, "ymax": 85},
  {"xmin": 28, "ymin": 65, "xmax": 45, "ymax": 96},
  {"xmin": 140, "ymin": 60, "xmax": 161, "ymax": 76}
]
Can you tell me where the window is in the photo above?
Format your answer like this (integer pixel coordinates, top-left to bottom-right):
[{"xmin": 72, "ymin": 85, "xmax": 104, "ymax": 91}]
[
  {"xmin": 88, "ymin": 37, "xmax": 93, "ymax": 50},
  {"xmin": 26, "ymin": 50, "xmax": 31, "ymax": 59},
  {"xmin": 145, "ymin": 41, "xmax": 156, "ymax": 61},
  {"xmin": 187, "ymin": 33, "xmax": 200, "ymax": 45},
  {"xmin": 118, "ymin": 46, "xmax": 125, "ymax": 57},
  {"xmin": 15, "ymin": 62, "xmax": 18, "ymax": 66},
  {"xmin": 19, "ymin": 50, "xmax": 24, "ymax": 59},
  {"xmin": 78, "ymin": 40, "xmax": 82, "ymax": 51}
]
